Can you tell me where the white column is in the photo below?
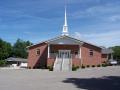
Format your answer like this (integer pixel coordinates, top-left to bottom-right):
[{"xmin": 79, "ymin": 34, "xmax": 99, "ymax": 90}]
[
  {"xmin": 79, "ymin": 45, "xmax": 83, "ymax": 66},
  {"xmin": 48, "ymin": 44, "xmax": 50, "ymax": 58},
  {"xmin": 79, "ymin": 46, "xmax": 81, "ymax": 59}
]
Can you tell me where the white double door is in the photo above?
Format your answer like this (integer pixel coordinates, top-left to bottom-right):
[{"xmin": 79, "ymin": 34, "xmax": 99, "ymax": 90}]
[{"xmin": 58, "ymin": 50, "xmax": 71, "ymax": 59}]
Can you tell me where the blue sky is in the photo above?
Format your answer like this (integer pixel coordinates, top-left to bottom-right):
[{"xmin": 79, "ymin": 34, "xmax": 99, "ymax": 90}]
[{"xmin": 0, "ymin": 0, "xmax": 120, "ymax": 47}]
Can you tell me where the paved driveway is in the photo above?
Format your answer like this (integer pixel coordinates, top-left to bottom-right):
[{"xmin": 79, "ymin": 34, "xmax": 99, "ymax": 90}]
[{"xmin": 0, "ymin": 66, "xmax": 120, "ymax": 90}]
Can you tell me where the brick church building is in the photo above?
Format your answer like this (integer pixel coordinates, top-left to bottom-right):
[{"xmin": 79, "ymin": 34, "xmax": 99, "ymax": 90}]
[{"xmin": 27, "ymin": 8, "xmax": 112, "ymax": 71}]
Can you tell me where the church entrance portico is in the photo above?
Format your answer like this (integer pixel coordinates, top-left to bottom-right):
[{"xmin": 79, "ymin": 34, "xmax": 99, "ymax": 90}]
[
  {"xmin": 47, "ymin": 44, "xmax": 82, "ymax": 71},
  {"xmin": 48, "ymin": 44, "xmax": 81, "ymax": 59}
]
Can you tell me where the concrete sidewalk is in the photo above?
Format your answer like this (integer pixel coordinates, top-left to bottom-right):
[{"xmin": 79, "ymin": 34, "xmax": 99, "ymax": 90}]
[{"xmin": 0, "ymin": 66, "xmax": 120, "ymax": 90}]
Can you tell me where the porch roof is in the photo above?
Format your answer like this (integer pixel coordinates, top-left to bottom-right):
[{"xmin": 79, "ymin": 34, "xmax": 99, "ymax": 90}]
[{"xmin": 45, "ymin": 35, "xmax": 83, "ymax": 45}]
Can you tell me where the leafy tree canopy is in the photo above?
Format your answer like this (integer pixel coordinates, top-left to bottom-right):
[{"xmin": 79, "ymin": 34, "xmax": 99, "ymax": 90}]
[
  {"xmin": 12, "ymin": 39, "xmax": 33, "ymax": 58},
  {"xmin": 0, "ymin": 38, "xmax": 32, "ymax": 60},
  {"xmin": 112, "ymin": 46, "xmax": 120, "ymax": 60},
  {"xmin": 0, "ymin": 38, "xmax": 12, "ymax": 60}
]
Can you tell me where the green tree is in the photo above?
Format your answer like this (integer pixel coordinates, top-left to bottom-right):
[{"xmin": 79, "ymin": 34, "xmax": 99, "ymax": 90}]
[
  {"xmin": 13, "ymin": 39, "xmax": 32, "ymax": 58},
  {"xmin": 112, "ymin": 46, "xmax": 120, "ymax": 60},
  {"xmin": 0, "ymin": 38, "xmax": 12, "ymax": 60}
]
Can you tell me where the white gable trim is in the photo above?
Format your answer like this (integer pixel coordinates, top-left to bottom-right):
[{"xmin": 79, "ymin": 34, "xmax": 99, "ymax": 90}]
[{"xmin": 45, "ymin": 35, "xmax": 83, "ymax": 45}]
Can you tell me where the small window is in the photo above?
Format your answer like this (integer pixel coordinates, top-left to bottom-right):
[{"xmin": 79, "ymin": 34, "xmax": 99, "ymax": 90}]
[
  {"xmin": 36, "ymin": 49, "xmax": 40, "ymax": 55},
  {"xmin": 89, "ymin": 49, "xmax": 93, "ymax": 56}
]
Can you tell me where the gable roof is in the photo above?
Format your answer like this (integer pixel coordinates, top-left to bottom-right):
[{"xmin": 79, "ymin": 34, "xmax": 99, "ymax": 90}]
[
  {"xmin": 45, "ymin": 35, "xmax": 83, "ymax": 44},
  {"xmin": 28, "ymin": 35, "xmax": 102, "ymax": 49}
]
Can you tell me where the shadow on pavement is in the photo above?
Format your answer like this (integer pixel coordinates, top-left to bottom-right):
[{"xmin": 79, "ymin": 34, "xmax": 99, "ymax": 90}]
[{"xmin": 62, "ymin": 76, "xmax": 120, "ymax": 90}]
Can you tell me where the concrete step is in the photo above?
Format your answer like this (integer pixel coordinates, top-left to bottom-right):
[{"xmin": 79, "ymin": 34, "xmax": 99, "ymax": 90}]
[
  {"xmin": 54, "ymin": 58, "xmax": 72, "ymax": 71},
  {"xmin": 53, "ymin": 58, "xmax": 62, "ymax": 71}
]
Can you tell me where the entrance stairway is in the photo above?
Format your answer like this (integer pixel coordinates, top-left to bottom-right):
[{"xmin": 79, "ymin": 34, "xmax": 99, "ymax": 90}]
[
  {"xmin": 53, "ymin": 56, "xmax": 71, "ymax": 71},
  {"xmin": 53, "ymin": 57, "xmax": 62, "ymax": 71},
  {"xmin": 62, "ymin": 58, "xmax": 71, "ymax": 71}
]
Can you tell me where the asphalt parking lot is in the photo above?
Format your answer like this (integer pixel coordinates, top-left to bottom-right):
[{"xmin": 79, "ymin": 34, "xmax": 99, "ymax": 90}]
[{"xmin": 0, "ymin": 66, "xmax": 120, "ymax": 90}]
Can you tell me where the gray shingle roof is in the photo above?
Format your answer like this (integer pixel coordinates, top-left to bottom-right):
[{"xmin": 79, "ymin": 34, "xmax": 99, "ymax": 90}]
[
  {"xmin": 28, "ymin": 35, "xmax": 102, "ymax": 49},
  {"xmin": 102, "ymin": 48, "xmax": 113, "ymax": 54}
]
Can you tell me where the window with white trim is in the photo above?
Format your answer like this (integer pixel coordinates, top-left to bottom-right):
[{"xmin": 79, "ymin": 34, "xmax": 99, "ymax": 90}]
[
  {"xmin": 36, "ymin": 49, "xmax": 40, "ymax": 55},
  {"xmin": 89, "ymin": 49, "xmax": 93, "ymax": 56}
]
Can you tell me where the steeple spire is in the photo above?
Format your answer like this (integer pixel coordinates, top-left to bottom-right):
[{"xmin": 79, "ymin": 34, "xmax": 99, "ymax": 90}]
[
  {"xmin": 64, "ymin": 7, "xmax": 67, "ymax": 26},
  {"xmin": 62, "ymin": 5, "xmax": 69, "ymax": 36}
]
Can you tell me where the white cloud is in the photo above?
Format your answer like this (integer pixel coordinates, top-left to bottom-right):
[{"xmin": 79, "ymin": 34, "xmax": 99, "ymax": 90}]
[
  {"xmin": 74, "ymin": 32, "xmax": 82, "ymax": 39},
  {"xmin": 108, "ymin": 15, "xmax": 120, "ymax": 22},
  {"xmin": 74, "ymin": 30, "xmax": 120, "ymax": 47},
  {"xmin": 70, "ymin": 2, "xmax": 120, "ymax": 19}
]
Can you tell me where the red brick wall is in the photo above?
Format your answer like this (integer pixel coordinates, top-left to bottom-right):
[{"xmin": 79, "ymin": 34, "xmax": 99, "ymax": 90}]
[
  {"xmin": 72, "ymin": 58, "xmax": 81, "ymax": 67},
  {"xmin": 81, "ymin": 43, "xmax": 102, "ymax": 66},
  {"xmin": 47, "ymin": 58, "xmax": 55, "ymax": 67},
  {"xmin": 28, "ymin": 43, "xmax": 48, "ymax": 69}
]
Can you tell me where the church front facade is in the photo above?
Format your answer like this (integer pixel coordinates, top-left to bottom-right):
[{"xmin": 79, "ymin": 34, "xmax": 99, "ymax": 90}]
[
  {"xmin": 27, "ymin": 7, "xmax": 112, "ymax": 71},
  {"xmin": 28, "ymin": 35, "xmax": 110, "ymax": 70}
]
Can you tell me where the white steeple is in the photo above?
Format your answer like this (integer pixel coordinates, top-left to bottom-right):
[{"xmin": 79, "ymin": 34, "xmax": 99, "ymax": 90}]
[{"xmin": 62, "ymin": 6, "xmax": 69, "ymax": 36}]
